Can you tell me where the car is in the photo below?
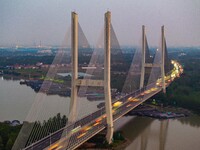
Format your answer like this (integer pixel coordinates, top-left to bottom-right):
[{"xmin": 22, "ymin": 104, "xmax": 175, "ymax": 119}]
[
  {"xmin": 144, "ymin": 90, "xmax": 151, "ymax": 94},
  {"xmin": 113, "ymin": 101, "xmax": 122, "ymax": 108},
  {"xmin": 93, "ymin": 122, "xmax": 100, "ymax": 126},
  {"xmin": 71, "ymin": 125, "xmax": 81, "ymax": 133},
  {"xmin": 150, "ymin": 87, "xmax": 158, "ymax": 92},
  {"xmin": 128, "ymin": 97, "xmax": 132, "ymax": 101},
  {"xmin": 126, "ymin": 104, "xmax": 132, "ymax": 107},
  {"xmin": 49, "ymin": 144, "xmax": 63, "ymax": 150},
  {"xmin": 128, "ymin": 98, "xmax": 139, "ymax": 102},
  {"xmin": 82, "ymin": 126, "xmax": 92, "ymax": 132},
  {"xmin": 140, "ymin": 92, "xmax": 145, "ymax": 96},
  {"xmin": 77, "ymin": 132, "xmax": 86, "ymax": 139}
]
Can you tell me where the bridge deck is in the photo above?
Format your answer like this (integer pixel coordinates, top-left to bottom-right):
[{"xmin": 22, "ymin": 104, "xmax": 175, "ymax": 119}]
[{"xmin": 24, "ymin": 82, "xmax": 169, "ymax": 150}]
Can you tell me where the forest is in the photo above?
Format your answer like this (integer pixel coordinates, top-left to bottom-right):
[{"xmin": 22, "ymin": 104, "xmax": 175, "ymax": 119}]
[{"xmin": 152, "ymin": 48, "xmax": 200, "ymax": 113}]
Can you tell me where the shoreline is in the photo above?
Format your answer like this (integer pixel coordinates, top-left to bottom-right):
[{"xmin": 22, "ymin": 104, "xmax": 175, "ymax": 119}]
[{"xmin": 126, "ymin": 104, "xmax": 190, "ymax": 119}]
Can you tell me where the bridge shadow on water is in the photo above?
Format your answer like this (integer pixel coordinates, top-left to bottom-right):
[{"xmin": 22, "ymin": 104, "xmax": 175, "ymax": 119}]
[{"xmin": 115, "ymin": 116, "xmax": 154, "ymax": 142}]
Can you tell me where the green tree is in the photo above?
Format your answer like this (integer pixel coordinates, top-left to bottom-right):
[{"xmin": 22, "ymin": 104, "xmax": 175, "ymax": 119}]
[
  {"xmin": 0, "ymin": 136, "xmax": 4, "ymax": 150},
  {"xmin": 5, "ymin": 138, "xmax": 13, "ymax": 150}
]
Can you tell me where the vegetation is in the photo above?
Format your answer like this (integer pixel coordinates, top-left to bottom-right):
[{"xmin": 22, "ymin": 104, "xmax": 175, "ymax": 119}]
[
  {"xmin": 0, "ymin": 113, "xmax": 67, "ymax": 150},
  {"xmin": 40, "ymin": 76, "xmax": 65, "ymax": 83},
  {"xmin": 0, "ymin": 122, "xmax": 22, "ymax": 150},
  {"xmin": 84, "ymin": 131, "xmax": 126, "ymax": 149},
  {"xmin": 151, "ymin": 48, "xmax": 200, "ymax": 113},
  {"xmin": 26, "ymin": 113, "xmax": 67, "ymax": 146},
  {"xmin": 0, "ymin": 55, "xmax": 55, "ymax": 66}
]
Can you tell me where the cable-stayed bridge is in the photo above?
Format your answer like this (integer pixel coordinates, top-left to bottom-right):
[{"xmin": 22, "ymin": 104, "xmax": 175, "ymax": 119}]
[{"xmin": 12, "ymin": 11, "xmax": 183, "ymax": 150}]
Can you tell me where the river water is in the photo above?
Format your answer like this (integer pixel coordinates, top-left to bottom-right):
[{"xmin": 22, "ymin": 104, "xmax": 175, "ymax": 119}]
[
  {"xmin": 0, "ymin": 76, "xmax": 36, "ymax": 121},
  {"xmin": 0, "ymin": 76, "xmax": 100, "ymax": 122},
  {"xmin": 114, "ymin": 115, "xmax": 200, "ymax": 150},
  {"xmin": 0, "ymin": 77, "xmax": 200, "ymax": 149}
]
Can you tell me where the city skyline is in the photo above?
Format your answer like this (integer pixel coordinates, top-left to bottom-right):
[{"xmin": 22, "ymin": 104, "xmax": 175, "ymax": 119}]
[{"xmin": 0, "ymin": 0, "xmax": 200, "ymax": 47}]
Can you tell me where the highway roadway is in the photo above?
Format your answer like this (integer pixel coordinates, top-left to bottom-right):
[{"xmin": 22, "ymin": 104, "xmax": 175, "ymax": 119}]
[{"xmin": 24, "ymin": 83, "xmax": 163, "ymax": 150}]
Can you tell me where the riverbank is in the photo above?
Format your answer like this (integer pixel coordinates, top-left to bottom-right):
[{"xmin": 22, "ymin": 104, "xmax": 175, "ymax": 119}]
[
  {"xmin": 20, "ymin": 79, "xmax": 71, "ymax": 97},
  {"xmin": 126, "ymin": 104, "xmax": 190, "ymax": 119}
]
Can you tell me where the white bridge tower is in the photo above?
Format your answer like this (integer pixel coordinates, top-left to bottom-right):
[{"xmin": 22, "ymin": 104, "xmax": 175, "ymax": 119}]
[{"xmin": 69, "ymin": 11, "xmax": 114, "ymax": 144}]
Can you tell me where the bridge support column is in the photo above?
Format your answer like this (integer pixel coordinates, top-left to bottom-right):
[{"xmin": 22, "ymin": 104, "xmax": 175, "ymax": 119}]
[
  {"xmin": 104, "ymin": 11, "xmax": 114, "ymax": 144},
  {"xmin": 140, "ymin": 25, "xmax": 146, "ymax": 89},
  {"xmin": 161, "ymin": 26, "xmax": 166, "ymax": 93},
  {"xmin": 69, "ymin": 12, "xmax": 78, "ymax": 123}
]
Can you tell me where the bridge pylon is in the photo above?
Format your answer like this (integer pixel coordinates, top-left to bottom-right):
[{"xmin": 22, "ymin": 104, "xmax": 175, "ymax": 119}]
[
  {"xmin": 161, "ymin": 26, "xmax": 166, "ymax": 93},
  {"xmin": 104, "ymin": 11, "xmax": 114, "ymax": 144},
  {"xmin": 140, "ymin": 25, "xmax": 157, "ymax": 88},
  {"xmin": 140, "ymin": 25, "xmax": 166, "ymax": 93},
  {"xmin": 69, "ymin": 12, "xmax": 78, "ymax": 123},
  {"xmin": 69, "ymin": 11, "xmax": 114, "ymax": 143},
  {"xmin": 140, "ymin": 25, "xmax": 146, "ymax": 89}
]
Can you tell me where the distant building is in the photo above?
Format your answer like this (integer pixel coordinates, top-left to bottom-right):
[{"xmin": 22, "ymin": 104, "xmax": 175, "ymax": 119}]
[
  {"xmin": 6, "ymin": 66, "xmax": 14, "ymax": 70},
  {"xmin": 178, "ymin": 53, "xmax": 186, "ymax": 57},
  {"xmin": 57, "ymin": 72, "xmax": 93, "ymax": 78},
  {"xmin": 36, "ymin": 62, "xmax": 43, "ymax": 67},
  {"xmin": 38, "ymin": 49, "xmax": 52, "ymax": 54},
  {"xmin": 11, "ymin": 120, "xmax": 21, "ymax": 126}
]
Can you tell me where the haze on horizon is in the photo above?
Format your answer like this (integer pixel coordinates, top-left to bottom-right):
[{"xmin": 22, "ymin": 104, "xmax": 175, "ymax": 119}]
[{"xmin": 0, "ymin": 0, "xmax": 200, "ymax": 47}]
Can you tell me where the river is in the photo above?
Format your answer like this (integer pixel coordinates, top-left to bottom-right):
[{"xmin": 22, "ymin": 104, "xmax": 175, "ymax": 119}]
[
  {"xmin": 0, "ymin": 76, "xmax": 100, "ymax": 122},
  {"xmin": 114, "ymin": 115, "xmax": 200, "ymax": 150},
  {"xmin": 0, "ymin": 76, "xmax": 36, "ymax": 121},
  {"xmin": 0, "ymin": 77, "xmax": 200, "ymax": 149}
]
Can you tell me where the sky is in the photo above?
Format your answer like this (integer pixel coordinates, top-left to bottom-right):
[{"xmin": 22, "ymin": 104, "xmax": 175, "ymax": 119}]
[{"xmin": 0, "ymin": 0, "xmax": 200, "ymax": 47}]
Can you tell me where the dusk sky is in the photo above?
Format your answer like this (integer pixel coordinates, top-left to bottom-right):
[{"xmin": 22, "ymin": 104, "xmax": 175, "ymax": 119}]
[{"xmin": 0, "ymin": 0, "xmax": 200, "ymax": 47}]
